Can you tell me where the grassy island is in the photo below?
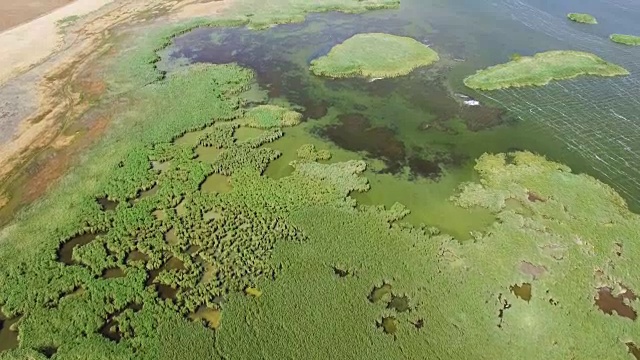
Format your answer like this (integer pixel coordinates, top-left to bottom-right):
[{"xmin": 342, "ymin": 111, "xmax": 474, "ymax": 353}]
[
  {"xmin": 464, "ymin": 50, "xmax": 629, "ymax": 90},
  {"xmin": 567, "ymin": 13, "xmax": 597, "ymax": 24},
  {"xmin": 309, "ymin": 33, "xmax": 439, "ymax": 79},
  {"xmin": 610, "ymin": 34, "xmax": 640, "ymax": 46}
]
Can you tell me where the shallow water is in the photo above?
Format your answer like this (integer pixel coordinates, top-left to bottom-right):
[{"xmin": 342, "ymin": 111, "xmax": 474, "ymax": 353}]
[{"xmin": 160, "ymin": 0, "xmax": 640, "ymax": 224}]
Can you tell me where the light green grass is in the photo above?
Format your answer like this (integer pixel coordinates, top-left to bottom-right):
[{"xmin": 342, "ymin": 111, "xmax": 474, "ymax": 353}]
[
  {"xmin": 567, "ymin": 13, "xmax": 597, "ymax": 24},
  {"xmin": 464, "ymin": 50, "xmax": 628, "ymax": 90},
  {"xmin": 310, "ymin": 33, "xmax": 439, "ymax": 79},
  {"xmin": 610, "ymin": 33, "xmax": 640, "ymax": 46}
]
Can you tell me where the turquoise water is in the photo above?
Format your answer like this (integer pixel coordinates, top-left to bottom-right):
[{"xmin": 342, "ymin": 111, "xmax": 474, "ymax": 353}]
[{"xmin": 160, "ymin": 0, "xmax": 640, "ymax": 211}]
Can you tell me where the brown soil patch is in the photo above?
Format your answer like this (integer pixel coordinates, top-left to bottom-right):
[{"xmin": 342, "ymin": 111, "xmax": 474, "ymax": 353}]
[
  {"xmin": 519, "ymin": 261, "xmax": 547, "ymax": 280},
  {"xmin": 0, "ymin": 0, "xmax": 76, "ymax": 32}
]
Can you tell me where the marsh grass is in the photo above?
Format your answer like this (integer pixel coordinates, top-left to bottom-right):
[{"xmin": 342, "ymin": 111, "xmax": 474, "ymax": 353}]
[
  {"xmin": 610, "ymin": 34, "xmax": 640, "ymax": 46},
  {"xmin": 567, "ymin": 13, "xmax": 597, "ymax": 24},
  {"xmin": 464, "ymin": 50, "xmax": 628, "ymax": 90},
  {"xmin": 310, "ymin": 33, "xmax": 439, "ymax": 79}
]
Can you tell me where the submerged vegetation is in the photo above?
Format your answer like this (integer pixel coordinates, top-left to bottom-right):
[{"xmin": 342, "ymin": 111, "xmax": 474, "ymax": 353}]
[
  {"xmin": 2, "ymin": 0, "xmax": 640, "ymax": 359},
  {"xmin": 464, "ymin": 50, "xmax": 629, "ymax": 90},
  {"xmin": 610, "ymin": 34, "xmax": 640, "ymax": 46},
  {"xmin": 567, "ymin": 13, "xmax": 597, "ymax": 24},
  {"xmin": 309, "ymin": 33, "xmax": 439, "ymax": 79}
]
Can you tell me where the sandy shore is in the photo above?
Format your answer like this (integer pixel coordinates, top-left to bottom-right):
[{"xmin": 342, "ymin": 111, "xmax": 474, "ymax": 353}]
[{"xmin": 0, "ymin": 0, "xmax": 234, "ymax": 215}]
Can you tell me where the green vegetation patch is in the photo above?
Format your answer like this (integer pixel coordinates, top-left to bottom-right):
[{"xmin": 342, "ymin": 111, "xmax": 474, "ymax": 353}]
[
  {"xmin": 464, "ymin": 50, "xmax": 629, "ymax": 90},
  {"xmin": 241, "ymin": 105, "xmax": 302, "ymax": 128},
  {"xmin": 310, "ymin": 33, "xmax": 439, "ymax": 79},
  {"xmin": 567, "ymin": 13, "xmax": 597, "ymax": 24},
  {"xmin": 610, "ymin": 34, "xmax": 640, "ymax": 46}
]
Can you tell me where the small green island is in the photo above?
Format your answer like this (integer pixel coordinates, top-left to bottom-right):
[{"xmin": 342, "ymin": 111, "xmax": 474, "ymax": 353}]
[
  {"xmin": 610, "ymin": 34, "xmax": 640, "ymax": 46},
  {"xmin": 463, "ymin": 50, "xmax": 629, "ymax": 91},
  {"xmin": 309, "ymin": 33, "xmax": 439, "ymax": 79},
  {"xmin": 567, "ymin": 13, "xmax": 597, "ymax": 24}
]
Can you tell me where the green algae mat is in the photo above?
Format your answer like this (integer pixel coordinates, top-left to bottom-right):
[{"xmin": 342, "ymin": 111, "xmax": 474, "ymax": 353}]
[
  {"xmin": 310, "ymin": 33, "xmax": 439, "ymax": 79},
  {"xmin": 610, "ymin": 34, "xmax": 640, "ymax": 46},
  {"xmin": 2, "ymin": 2, "xmax": 640, "ymax": 360},
  {"xmin": 567, "ymin": 13, "xmax": 598, "ymax": 24},
  {"xmin": 464, "ymin": 50, "xmax": 628, "ymax": 90}
]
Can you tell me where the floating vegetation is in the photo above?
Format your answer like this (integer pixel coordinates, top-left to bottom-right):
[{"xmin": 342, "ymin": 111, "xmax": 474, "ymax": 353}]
[
  {"xmin": 241, "ymin": 105, "xmax": 302, "ymax": 129},
  {"xmin": 464, "ymin": 51, "xmax": 628, "ymax": 90},
  {"xmin": 297, "ymin": 144, "xmax": 331, "ymax": 162},
  {"xmin": 310, "ymin": 33, "xmax": 439, "ymax": 79},
  {"xmin": 567, "ymin": 13, "xmax": 597, "ymax": 24},
  {"xmin": 610, "ymin": 34, "xmax": 640, "ymax": 46}
]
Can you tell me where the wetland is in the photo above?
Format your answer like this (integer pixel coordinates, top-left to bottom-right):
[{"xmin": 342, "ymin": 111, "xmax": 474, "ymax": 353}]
[{"xmin": 2, "ymin": 0, "xmax": 640, "ymax": 359}]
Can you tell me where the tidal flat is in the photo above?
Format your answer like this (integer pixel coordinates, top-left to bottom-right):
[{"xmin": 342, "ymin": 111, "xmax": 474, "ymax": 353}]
[{"xmin": 2, "ymin": 0, "xmax": 640, "ymax": 359}]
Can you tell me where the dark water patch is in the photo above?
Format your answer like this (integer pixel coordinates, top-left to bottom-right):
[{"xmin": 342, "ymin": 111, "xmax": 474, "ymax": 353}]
[
  {"xmin": 0, "ymin": 312, "xmax": 20, "ymax": 352},
  {"xmin": 146, "ymin": 257, "xmax": 186, "ymax": 300},
  {"xmin": 301, "ymin": 100, "xmax": 329, "ymax": 120},
  {"xmin": 377, "ymin": 316, "xmax": 398, "ymax": 336},
  {"xmin": 460, "ymin": 103, "xmax": 509, "ymax": 132},
  {"xmin": 126, "ymin": 250, "xmax": 150, "ymax": 264},
  {"xmin": 156, "ymin": 284, "xmax": 179, "ymax": 300},
  {"xmin": 497, "ymin": 293, "xmax": 511, "ymax": 329},
  {"xmin": 38, "ymin": 346, "xmax": 57, "ymax": 358},
  {"xmin": 627, "ymin": 342, "xmax": 640, "ymax": 360},
  {"xmin": 146, "ymin": 257, "xmax": 186, "ymax": 286},
  {"xmin": 321, "ymin": 113, "xmax": 405, "ymax": 171},
  {"xmin": 510, "ymin": 283, "xmax": 532, "ymax": 302},
  {"xmin": 97, "ymin": 197, "xmax": 118, "ymax": 211},
  {"xmin": 100, "ymin": 303, "xmax": 142, "ymax": 342},
  {"xmin": 387, "ymin": 294, "xmax": 411, "ymax": 312},
  {"xmin": 549, "ymin": 298, "xmax": 559, "ymax": 306},
  {"xmin": 102, "ymin": 267, "xmax": 125, "ymax": 279},
  {"xmin": 519, "ymin": 261, "xmax": 547, "ymax": 280},
  {"xmin": 407, "ymin": 155, "xmax": 441, "ymax": 180},
  {"xmin": 411, "ymin": 318, "xmax": 424, "ymax": 330},
  {"xmin": 595, "ymin": 286, "xmax": 637, "ymax": 320},
  {"xmin": 332, "ymin": 265, "xmax": 350, "ymax": 278},
  {"xmin": 58, "ymin": 232, "xmax": 103, "ymax": 265},
  {"xmin": 614, "ymin": 242, "xmax": 623, "ymax": 257},
  {"xmin": 368, "ymin": 283, "xmax": 393, "ymax": 303}
]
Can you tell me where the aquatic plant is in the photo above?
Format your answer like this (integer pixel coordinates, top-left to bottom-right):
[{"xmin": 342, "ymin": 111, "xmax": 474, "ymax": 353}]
[
  {"xmin": 241, "ymin": 105, "xmax": 302, "ymax": 129},
  {"xmin": 310, "ymin": 33, "xmax": 439, "ymax": 79},
  {"xmin": 567, "ymin": 13, "xmax": 597, "ymax": 24},
  {"xmin": 297, "ymin": 144, "xmax": 331, "ymax": 161},
  {"xmin": 610, "ymin": 34, "xmax": 640, "ymax": 46},
  {"xmin": 464, "ymin": 50, "xmax": 629, "ymax": 90}
]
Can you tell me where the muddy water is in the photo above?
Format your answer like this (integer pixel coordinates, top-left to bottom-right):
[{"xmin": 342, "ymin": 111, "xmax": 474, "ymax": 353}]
[
  {"xmin": 58, "ymin": 232, "xmax": 103, "ymax": 265},
  {"xmin": 0, "ymin": 312, "xmax": 20, "ymax": 352},
  {"xmin": 189, "ymin": 306, "xmax": 222, "ymax": 329},
  {"xmin": 595, "ymin": 286, "xmax": 637, "ymax": 320}
]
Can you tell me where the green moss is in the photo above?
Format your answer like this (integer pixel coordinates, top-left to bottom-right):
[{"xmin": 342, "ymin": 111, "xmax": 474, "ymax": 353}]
[
  {"xmin": 567, "ymin": 13, "xmax": 597, "ymax": 24},
  {"xmin": 310, "ymin": 33, "xmax": 439, "ymax": 79},
  {"xmin": 610, "ymin": 34, "xmax": 640, "ymax": 46},
  {"xmin": 464, "ymin": 50, "xmax": 628, "ymax": 90}
]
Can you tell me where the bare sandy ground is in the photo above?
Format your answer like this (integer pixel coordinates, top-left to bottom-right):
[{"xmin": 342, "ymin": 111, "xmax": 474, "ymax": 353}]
[
  {"xmin": 0, "ymin": 0, "xmax": 76, "ymax": 32},
  {"xmin": 0, "ymin": 0, "xmax": 234, "ymax": 216}
]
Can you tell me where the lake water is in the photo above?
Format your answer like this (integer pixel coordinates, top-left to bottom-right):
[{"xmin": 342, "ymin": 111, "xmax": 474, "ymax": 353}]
[{"xmin": 160, "ymin": 0, "xmax": 640, "ymax": 213}]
